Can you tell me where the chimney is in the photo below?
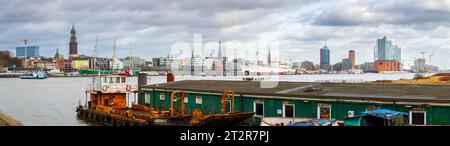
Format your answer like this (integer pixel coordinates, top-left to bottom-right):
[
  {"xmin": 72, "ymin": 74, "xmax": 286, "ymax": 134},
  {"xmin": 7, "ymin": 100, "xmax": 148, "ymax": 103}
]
[{"xmin": 138, "ymin": 72, "xmax": 149, "ymax": 101}]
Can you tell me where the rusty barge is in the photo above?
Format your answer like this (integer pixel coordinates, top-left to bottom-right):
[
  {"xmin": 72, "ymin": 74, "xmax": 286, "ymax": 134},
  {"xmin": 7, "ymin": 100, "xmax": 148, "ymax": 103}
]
[{"xmin": 76, "ymin": 74, "xmax": 254, "ymax": 126}]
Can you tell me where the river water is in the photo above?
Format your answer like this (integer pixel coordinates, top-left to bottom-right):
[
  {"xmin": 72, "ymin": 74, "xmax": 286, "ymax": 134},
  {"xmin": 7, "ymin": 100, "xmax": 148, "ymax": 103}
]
[{"xmin": 0, "ymin": 73, "xmax": 419, "ymax": 126}]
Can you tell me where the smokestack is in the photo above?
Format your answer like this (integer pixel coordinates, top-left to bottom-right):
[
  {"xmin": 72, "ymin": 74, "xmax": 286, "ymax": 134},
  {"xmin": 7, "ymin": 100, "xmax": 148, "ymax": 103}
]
[{"xmin": 138, "ymin": 72, "xmax": 148, "ymax": 101}]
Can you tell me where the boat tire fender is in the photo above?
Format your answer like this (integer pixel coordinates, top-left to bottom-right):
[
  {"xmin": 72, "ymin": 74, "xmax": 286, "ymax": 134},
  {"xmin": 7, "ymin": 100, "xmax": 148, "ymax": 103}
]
[
  {"xmin": 102, "ymin": 85, "xmax": 109, "ymax": 91},
  {"xmin": 126, "ymin": 85, "xmax": 132, "ymax": 91}
]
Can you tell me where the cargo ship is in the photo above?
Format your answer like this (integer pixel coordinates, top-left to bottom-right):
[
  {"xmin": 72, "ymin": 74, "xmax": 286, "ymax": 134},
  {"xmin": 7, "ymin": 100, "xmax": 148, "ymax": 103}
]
[{"xmin": 76, "ymin": 74, "xmax": 254, "ymax": 126}]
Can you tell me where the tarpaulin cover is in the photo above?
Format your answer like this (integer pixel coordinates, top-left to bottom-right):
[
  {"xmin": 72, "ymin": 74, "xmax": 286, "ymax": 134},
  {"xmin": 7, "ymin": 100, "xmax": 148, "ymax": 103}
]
[{"xmin": 361, "ymin": 109, "xmax": 408, "ymax": 119}]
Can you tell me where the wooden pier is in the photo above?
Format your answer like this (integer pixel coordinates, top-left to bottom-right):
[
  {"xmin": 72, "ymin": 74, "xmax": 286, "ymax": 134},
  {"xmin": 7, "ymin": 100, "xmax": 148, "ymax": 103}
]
[{"xmin": 0, "ymin": 110, "xmax": 22, "ymax": 126}]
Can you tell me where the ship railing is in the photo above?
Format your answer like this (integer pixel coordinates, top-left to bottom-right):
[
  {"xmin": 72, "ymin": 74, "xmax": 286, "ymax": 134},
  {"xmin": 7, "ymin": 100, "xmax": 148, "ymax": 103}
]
[{"xmin": 85, "ymin": 83, "xmax": 137, "ymax": 93}]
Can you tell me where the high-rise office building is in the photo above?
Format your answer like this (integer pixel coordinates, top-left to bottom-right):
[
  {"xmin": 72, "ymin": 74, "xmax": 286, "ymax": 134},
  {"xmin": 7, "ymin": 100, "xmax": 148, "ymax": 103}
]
[
  {"xmin": 320, "ymin": 45, "xmax": 330, "ymax": 71},
  {"xmin": 16, "ymin": 46, "xmax": 39, "ymax": 57},
  {"xmin": 349, "ymin": 50, "xmax": 355, "ymax": 70}
]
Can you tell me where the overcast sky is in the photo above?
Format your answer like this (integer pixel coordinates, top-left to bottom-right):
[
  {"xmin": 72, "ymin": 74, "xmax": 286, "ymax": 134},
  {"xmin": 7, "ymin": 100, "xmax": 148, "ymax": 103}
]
[{"xmin": 0, "ymin": 0, "xmax": 449, "ymax": 69}]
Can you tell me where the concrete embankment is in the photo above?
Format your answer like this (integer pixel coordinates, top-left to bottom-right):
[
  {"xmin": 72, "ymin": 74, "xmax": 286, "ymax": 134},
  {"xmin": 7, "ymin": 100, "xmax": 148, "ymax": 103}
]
[{"xmin": 0, "ymin": 110, "xmax": 22, "ymax": 126}]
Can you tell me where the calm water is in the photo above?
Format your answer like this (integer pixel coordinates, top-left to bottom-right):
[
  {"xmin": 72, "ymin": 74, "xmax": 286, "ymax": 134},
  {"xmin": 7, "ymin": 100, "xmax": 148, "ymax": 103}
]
[{"xmin": 0, "ymin": 73, "xmax": 419, "ymax": 126}]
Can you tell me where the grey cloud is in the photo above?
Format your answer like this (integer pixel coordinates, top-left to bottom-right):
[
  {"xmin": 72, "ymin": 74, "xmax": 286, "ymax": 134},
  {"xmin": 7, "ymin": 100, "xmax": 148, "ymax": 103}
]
[
  {"xmin": 312, "ymin": 0, "xmax": 450, "ymax": 26},
  {"xmin": 0, "ymin": 0, "xmax": 448, "ymax": 68}
]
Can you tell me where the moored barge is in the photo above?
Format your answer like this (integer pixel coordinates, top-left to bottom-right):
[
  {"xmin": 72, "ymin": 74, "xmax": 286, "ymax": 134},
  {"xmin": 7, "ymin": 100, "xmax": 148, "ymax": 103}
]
[{"xmin": 76, "ymin": 74, "xmax": 254, "ymax": 126}]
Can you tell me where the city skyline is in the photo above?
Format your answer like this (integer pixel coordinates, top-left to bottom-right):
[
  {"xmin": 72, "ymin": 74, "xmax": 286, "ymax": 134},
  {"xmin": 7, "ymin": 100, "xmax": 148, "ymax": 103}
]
[{"xmin": 0, "ymin": 0, "xmax": 449, "ymax": 69}]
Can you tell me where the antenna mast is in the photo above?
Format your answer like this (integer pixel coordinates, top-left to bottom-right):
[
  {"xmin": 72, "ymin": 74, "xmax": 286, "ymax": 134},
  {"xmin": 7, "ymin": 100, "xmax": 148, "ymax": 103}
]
[
  {"xmin": 93, "ymin": 35, "xmax": 98, "ymax": 71},
  {"xmin": 112, "ymin": 37, "xmax": 117, "ymax": 71}
]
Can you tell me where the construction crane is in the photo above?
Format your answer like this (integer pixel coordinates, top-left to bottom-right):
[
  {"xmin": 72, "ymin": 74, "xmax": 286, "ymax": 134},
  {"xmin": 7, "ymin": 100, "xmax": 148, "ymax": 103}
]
[
  {"xmin": 20, "ymin": 39, "xmax": 30, "ymax": 45},
  {"xmin": 420, "ymin": 51, "xmax": 425, "ymax": 60},
  {"xmin": 19, "ymin": 39, "xmax": 30, "ymax": 57},
  {"xmin": 112, "ymin": 36, "xmax": 117, "ymax": 71},
  {"xmin": 429, "ymin": 54, "xmax": 433, "ymax": 65}
]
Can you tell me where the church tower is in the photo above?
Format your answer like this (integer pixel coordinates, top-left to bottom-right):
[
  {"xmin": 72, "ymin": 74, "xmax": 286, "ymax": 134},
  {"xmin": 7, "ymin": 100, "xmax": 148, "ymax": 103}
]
[{"xmin": 69, "ymin": 24, "xmax": 78, "ymax": 59}]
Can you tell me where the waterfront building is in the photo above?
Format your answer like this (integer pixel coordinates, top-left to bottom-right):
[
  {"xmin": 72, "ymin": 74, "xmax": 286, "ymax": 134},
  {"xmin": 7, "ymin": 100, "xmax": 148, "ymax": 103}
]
[
  {"xmin": 424, "ymin": 65, "xmax": 439, "ymax": 73},
  {"xmin": 71, "ymin": 59, "xmax": 89, "ymax": 70},
  {"xmin": 413, "ymin": 58, "xmax": 426, "ymax": 73},
  {"xmin": 152, "ymin": 57, "xmax": 171, "ymax": 68},
  {"xmin": 320, "ymin": 45, "xmax": 330, "ymax": 71},
  {"xmin": 69, "ymin": 24, "xmax": 78, "ymax": 59},
  {"xmin": 53, "ymin": 48, "xmax": 65, "ymax": 70},
  {"xmin": 374, "ymin": 60, "xmax": 400, "ymax": 72},
  {"xmin": 140, "ymin": 80, "xmax": 450, "ymax": 125},
  {"xmin": 300, "ymin": 60, "xmax": 316, "ymax": 71},
  {"xmin": 33, "ymin": 61, "xmax": 55, "ymax": 70},
  {"xmin": 89, "ymin": 57, "xmax": 111, "ymax": 70},
  {"xmin": 349, "ymin": 50, "xmax": 355, "ymax": 70},
  {"xmin": 374, "ymin": 36, "xmax": 402, "ymax": 72},
  {"xmin": 374, "ymin": 36, "xmax": 401, "ymax": 61},
  {"xmin": 123, "ymin": 56, "xmax": 145, "ymax": 70},
  {"xmin": 332, "ymin": 62, "xmax": 342, "ymax": 71},
  {"xmin": 341, "ymin": 58, "xmax": 352, "ymax": 71},
  {"xmin": 361, "ymin": 62, "xmax": 375, "ymax": 72},
  {"xmin": 16, "ymin": 46, "xmax": 39, "ymax": 57}
]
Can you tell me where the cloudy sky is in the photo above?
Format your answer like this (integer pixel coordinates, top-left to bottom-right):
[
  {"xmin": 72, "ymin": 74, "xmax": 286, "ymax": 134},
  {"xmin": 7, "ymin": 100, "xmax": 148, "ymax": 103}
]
[{"xmin": 0, "ymin": 0, "xmax": 449, "ymax": 69}]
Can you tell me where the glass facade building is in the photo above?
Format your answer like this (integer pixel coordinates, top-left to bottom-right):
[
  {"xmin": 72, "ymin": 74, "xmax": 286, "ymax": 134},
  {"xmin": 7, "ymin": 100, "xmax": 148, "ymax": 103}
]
[
  {"xmin": 16, "ymin": 46, "xmax": 39, "ymax": 57},
  {"xmin": 374, "ymin": 36, "xmax": 401, "ymax": 61},
  {"xmin": 320, "ymin": 45, "xmax": 330, "ymax": 65}
]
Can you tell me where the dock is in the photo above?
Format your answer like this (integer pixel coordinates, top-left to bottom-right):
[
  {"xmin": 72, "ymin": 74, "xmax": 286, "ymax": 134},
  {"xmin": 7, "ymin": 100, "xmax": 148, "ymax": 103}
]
[{"xmin": 0, "ymin": 110, "xmax": 22, "ymax": 126}]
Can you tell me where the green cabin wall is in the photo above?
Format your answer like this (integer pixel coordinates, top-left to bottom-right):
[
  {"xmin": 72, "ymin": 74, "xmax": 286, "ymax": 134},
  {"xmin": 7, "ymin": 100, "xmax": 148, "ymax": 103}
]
[{"xmin": 140, "ymin": 90, "xmax": 450, "ymax": 125}]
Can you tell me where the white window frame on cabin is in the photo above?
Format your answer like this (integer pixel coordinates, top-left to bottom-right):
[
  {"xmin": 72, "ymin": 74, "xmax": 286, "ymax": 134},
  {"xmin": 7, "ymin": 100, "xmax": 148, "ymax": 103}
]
[
  {"xmin": 282, "ymin": 103, "xmax": 295, "ymax": 118},
  {"xmin": 184, "ymin": 96, "xmax": 188, "ymax": 103},
  {"xmin": 144, "ymin": 93, "xmax": 151, "ymax": 104},
  {"xmin": 253, "ymin": 101, "xmax": 264, "ymax": 117},
  {"xmin": 159, "ymin": 93, "xmax": 165, "ymax": 101},
  {"xmin": 409, "ymin": 111, "xmax": 427, "ymax": 125},
  {"xmin": 317, "ymin": 104, "xmax": 332, "ymax": 119},
  {"xmin": 195, "ymin": 96, "xmax": 202, "ymax": 104}
]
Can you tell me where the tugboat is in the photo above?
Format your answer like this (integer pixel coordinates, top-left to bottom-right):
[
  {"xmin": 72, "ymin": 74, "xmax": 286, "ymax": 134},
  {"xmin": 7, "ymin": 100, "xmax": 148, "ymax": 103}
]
[{"xmin": 76, "ymin": 74, "xmax": 255, "ymax": 126}]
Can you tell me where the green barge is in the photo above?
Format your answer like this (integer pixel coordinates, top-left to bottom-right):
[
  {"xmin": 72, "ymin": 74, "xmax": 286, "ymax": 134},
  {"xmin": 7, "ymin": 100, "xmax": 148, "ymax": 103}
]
[
  {"xmin": 79, "ymin": 69, "xmax": 139, "ymax": 76},
  {"xmin": 139, "ymin": 80, "xmax": 450, "ymax": 125}
]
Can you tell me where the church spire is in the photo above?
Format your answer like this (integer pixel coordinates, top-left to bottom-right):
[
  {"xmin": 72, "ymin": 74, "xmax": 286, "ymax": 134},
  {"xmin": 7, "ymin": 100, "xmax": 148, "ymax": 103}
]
[
  {"xmin": 69, "ymin": 24, "xmax": 78, "ymax": 59},
  {"xmin": 71, "ymin": 24, "xmax": 76, "ymax": 34}
]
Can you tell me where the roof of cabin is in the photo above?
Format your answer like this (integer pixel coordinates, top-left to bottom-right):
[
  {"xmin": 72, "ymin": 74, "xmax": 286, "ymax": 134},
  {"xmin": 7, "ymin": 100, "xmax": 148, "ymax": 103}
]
[{"xmin": 142, "ymin": 80, "xmax": 450, "ymax": 103}]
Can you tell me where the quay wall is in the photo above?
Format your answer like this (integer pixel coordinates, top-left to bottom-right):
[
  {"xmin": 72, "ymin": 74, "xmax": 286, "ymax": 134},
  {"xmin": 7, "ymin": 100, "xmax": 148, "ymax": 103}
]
[{"xmin": 0, "ymin": 110, "xmax": 22, "ymax": 126}]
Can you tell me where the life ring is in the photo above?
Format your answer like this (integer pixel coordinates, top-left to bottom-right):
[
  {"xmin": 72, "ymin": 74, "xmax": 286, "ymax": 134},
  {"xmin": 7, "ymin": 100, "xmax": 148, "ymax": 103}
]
[
  {"xmin": 126, "ymin": 85, "xmax": 132, "ymax": 91},
  {"xmin": 102, "ymin": 85, "xmax": 110, "ymax": 91}
]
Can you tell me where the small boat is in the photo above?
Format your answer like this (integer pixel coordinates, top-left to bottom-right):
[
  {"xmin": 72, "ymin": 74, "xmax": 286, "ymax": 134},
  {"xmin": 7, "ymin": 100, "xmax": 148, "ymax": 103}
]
[{"xmin": 20, "ymin": 71, "xmax": 48, "ymax": 79}]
